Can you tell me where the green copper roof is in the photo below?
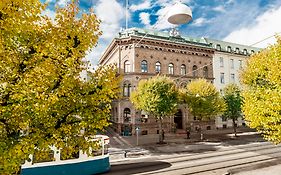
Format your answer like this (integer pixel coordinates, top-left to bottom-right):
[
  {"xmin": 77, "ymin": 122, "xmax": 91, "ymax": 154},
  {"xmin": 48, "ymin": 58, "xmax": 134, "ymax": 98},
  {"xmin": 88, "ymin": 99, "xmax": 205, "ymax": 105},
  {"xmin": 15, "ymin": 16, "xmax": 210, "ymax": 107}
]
[
  {"xmin": 117, "ymin": 28, "xmax": 261, "ymax": 55},
  {"xmin": 204, "ymin": 38, "xmax": 261, "ymax": 55},
  {"xmin": 118, "ymin": 28, "xmax": 211, "ymax": 48}
]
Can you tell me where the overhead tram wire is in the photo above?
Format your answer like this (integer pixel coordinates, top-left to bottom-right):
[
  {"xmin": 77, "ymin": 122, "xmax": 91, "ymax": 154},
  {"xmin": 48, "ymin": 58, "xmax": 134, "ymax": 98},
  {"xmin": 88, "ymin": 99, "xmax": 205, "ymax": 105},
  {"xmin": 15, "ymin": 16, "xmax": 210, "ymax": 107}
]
[
  {"xmin": 250, "ymin": 32, "xmax": 281, "ymax": 47},
  {"xmin": 173, "ymin": 32, "xmax": 281, "ymax": 82}
]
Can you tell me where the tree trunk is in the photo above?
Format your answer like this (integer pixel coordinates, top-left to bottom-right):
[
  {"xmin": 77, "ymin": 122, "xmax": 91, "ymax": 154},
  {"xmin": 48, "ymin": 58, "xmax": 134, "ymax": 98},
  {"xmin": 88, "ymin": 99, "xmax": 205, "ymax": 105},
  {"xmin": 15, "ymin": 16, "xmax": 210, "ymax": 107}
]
[
  {"xmin": 233, "ymin": 118, "xmax": 237, "ymax": 137},
  {"xmin": 158, "ymin": 116, "xmax": 164, "ymax": 144},
  {"xmin": 200, "ymin": 122, "xmax": 203, "ymax": 141},
  {"xmin": 198, "ymin": 116, "xmax": 204, "ymax": 141}
]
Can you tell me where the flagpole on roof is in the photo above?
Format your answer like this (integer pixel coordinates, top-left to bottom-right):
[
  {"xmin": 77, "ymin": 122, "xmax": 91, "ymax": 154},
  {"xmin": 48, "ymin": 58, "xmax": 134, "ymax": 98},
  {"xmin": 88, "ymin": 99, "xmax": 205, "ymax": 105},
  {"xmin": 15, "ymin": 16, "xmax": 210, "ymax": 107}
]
[{"xmin": 125, "ymin": 0, "xmax": 128, "ymax": 30}]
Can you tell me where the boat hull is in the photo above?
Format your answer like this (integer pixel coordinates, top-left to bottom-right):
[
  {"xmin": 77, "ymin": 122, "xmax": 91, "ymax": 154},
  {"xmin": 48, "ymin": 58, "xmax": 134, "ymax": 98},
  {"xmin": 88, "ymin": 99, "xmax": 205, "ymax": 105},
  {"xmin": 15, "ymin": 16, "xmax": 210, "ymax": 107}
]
[{"xmin": 21, "ymin": 156, "xmax": 110, "ymax": 175}]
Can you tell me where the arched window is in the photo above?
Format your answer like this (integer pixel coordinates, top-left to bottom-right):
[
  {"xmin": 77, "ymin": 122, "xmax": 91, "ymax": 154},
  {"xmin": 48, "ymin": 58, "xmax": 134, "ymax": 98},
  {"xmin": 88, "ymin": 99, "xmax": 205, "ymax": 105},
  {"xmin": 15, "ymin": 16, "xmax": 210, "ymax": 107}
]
[
  {"xmin": 243, "ymin": 49, "xmax": 248, "ymax": 55},
  {"xmin": 141, "ymin": 60, "xmax": 148, "ymax": 73},
  {"xmin": 227, "ymin": 46, "xmax": 232, "ymax": 52},
  {"xmin": 181, "ymin": 64, "xmax": 186, "ymax": 75},
  {"xmin": 155, "ymin": 62, "xmax": 161, "ymax": 73},
  {"xmin": 203, "ymin": 66, "xmax": 208, "ymax": 78},
  {"xmin": 123, "ymin": 108, "xmax": 131, "ymax": 123},
  {"xmin": 236, "ymin": 48, "xmax": 240, "ymax": 53},
  {"xmin": 168, "ymin": 63, "xmax": 174, "ymax": 74},
  {"xmin": 123, "ymin": 81, "xmax": 131, "ymax": 97},
  {"xmin": 124, "ymin": 60, "xmax": 130, "ymax": 73},
  {"xmin": 180, "ymin": 81, "xmax": 187, "ymax": 88},
  {"xmin": 216, "ymin": 44, "xmax": 221, "ymax": 51},
  {"xmin": 192, "ymin": 65, "xmax": 198, "ymax": 77}
]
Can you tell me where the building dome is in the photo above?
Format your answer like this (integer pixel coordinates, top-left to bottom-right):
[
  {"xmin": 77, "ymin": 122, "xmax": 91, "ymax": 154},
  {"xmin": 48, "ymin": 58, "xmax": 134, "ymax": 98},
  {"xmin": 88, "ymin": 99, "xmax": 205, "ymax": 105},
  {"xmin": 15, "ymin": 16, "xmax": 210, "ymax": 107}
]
[{"xmin": 167, "ymin": 2, "xmax": 192, "ymax": 25}]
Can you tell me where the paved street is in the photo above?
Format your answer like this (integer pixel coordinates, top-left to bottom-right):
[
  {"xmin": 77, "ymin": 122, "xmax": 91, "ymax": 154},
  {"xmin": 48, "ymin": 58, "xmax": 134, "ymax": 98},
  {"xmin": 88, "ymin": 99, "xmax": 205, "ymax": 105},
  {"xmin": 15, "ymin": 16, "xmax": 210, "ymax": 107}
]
[
  {"xmin": 102, "ymin": 128, "xmax": 281, "ymax": 175},
  {"xmin": 104, "ymin": 142, "xmax": 281, "ymax": 175}
]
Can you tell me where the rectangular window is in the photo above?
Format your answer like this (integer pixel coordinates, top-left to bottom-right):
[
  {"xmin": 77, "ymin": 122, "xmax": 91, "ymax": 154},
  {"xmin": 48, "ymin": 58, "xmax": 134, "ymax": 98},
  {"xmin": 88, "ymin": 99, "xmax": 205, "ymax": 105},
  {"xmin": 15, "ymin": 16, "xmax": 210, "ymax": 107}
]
[
  {"xmin": 220, "ymin": 73, "xmax": 225, "ymax": 84},
  {"xmin": 239, "ymin": 60, "xmax": 242, "ymax": 68},
  {"xmin": 219, "ymin": 57, "xmax": 224, "ymax": 67},
  {"xmin": 230, "ymin": 59, "xmax": 234, "ymax": 69},
  {"xmin": 231, "ymin": 73, "xmax": 235, "ymax": 83}
]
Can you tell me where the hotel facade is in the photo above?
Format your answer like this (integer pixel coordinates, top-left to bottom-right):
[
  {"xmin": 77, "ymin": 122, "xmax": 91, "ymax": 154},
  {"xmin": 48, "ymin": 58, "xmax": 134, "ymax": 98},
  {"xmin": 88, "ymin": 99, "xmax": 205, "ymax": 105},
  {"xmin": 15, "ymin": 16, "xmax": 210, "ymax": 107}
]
[{"xmin": 99, "ymin": 28, "xmax": 260, "ymax": 136}]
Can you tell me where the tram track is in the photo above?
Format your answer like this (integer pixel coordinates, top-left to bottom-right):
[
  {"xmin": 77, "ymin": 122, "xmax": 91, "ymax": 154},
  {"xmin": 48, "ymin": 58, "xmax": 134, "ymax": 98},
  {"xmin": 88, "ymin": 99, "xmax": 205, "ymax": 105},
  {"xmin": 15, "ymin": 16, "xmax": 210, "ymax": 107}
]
[{"xmin": 106, "ymin": 142, "xmax": 281, "ymax": 175}]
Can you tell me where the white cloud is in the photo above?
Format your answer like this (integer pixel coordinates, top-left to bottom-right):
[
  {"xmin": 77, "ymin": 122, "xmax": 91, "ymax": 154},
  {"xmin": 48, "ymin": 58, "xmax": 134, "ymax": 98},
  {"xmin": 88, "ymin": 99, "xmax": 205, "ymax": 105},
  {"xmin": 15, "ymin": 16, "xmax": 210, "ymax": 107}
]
[
  {"xmin": 213, "ymin": 5, "xmax": 225, "ymax": 13},
  {"xmin": 45, "ymin": 0, "xmax": 56, "ymax": 3},
  {"xmin": 191, "ymin": 17, "xmax": 210, "ymax": 27},
  {"xmin": 156, "ymin": 0, "xmax": 191, "ymax": 6},
  {"xmin": 153, "ymin": 0, "xmax": 192, "ymax": 30},
  {"xmin": 85, "ymin": 42, "xmax": 107, "ymax": 67},
  {"xmin": 42, "ymin": 8, "xmax": 56, "ymax": 20},
  {"xmin": 139, "ymin": 12, "xmax": 151, "ymax": 27},
  {"xmin": 95, "ymin": 0, "xmax": 124, "ymax": 30},
  {"xmin": 226, "ymin": 0, "xmax": 235, "ymax": 5},
  {"xmin": 86, "ymin": 0, "xmax": 125, "ymax": 65},
  {"xmin": 153, "ymin": 4, "xmax": 176, "ymax": 30},
  {"xmin": 224, "ymin": 5, "xmax": 281, "ymax": 48},
  {"xmin": 57, "ymin": 0, "xmax": 71, "ymax": 7},
  {"xmin": 130, "ymin": 1, "xmax": 151, "ymax": 12}
]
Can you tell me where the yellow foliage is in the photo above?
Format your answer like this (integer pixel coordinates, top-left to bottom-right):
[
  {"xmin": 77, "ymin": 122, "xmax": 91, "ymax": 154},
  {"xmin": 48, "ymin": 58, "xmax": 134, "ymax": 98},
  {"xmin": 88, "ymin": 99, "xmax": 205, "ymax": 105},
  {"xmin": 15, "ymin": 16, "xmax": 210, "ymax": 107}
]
[
  {"xmin": 241, "ymin": 37, "xmax": 281, "ymax": 144},
  {"xmin": 0, "ymin": 1, "xmax": 120, "ymax": 174}
]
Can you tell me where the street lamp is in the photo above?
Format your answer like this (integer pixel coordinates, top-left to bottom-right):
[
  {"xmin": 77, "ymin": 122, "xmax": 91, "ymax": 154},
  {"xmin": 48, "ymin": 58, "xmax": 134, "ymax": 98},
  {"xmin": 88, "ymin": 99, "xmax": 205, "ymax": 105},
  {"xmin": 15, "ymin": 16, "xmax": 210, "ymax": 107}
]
[{"xmin": 167, "ymin": 2, "xmax": 193, "ymax": 37}]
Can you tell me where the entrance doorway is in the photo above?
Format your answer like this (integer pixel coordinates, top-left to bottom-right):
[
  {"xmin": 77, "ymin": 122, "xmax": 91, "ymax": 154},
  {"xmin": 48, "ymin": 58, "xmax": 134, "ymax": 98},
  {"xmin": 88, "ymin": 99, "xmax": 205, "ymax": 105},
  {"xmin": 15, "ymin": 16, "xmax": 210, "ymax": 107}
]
[{"xmin": 174, "ymin": 110, "xmax": 183, "ymax": 129}]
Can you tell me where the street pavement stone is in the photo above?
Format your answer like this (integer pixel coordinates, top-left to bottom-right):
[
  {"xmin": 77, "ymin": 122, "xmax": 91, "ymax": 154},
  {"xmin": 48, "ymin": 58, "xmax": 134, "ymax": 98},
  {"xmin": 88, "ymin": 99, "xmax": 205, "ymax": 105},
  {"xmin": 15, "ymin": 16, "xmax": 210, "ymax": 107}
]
[{"xmin": 107, "ymin": 127, "xmax": 281, "ymax": 175}]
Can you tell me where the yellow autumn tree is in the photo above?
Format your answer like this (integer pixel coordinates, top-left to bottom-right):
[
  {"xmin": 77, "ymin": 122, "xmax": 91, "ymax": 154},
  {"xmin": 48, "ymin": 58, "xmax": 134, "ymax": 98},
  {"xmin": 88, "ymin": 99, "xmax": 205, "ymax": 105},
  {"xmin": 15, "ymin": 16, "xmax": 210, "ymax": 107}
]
[
  {"xmin": 241, "ymin": 37, "xmax": 281, "ymax": 144},
  {"xmin": 0, "ymin": 1, "xmax": 120, "ymax": 174}
]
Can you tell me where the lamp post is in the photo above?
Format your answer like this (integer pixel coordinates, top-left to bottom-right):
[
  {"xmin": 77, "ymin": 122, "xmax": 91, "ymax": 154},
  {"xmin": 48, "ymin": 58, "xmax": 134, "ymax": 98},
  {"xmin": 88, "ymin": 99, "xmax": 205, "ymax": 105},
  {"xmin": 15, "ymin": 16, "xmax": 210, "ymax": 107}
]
[{"xmin": 136, "ymin": 126, "xmax": 140, "ymax": 146}]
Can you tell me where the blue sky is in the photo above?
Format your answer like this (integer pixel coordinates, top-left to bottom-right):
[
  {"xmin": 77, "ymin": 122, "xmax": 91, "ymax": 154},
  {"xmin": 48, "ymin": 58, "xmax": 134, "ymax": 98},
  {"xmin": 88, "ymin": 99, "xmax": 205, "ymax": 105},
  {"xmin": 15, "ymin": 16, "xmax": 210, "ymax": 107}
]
[{"xmin": 43, "ymin": 0, "xmax": 281, "ymax": 66}]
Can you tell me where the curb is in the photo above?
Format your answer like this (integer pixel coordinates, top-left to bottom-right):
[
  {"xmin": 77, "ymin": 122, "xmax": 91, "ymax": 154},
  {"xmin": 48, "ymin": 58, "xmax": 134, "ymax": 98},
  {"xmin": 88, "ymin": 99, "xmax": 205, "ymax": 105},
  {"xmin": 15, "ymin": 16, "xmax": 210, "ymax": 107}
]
[{"xmin": 227, "ymin": 159, "xmax": 281, "ymax": 174}]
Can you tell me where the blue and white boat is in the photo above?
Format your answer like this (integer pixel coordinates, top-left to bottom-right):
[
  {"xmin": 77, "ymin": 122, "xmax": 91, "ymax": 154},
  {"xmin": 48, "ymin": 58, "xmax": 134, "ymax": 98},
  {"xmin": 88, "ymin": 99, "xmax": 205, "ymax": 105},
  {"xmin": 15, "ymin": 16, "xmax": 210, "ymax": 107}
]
[{"xmin": 21, "ymin": 135, "xmax": 110, "ymax": 175}]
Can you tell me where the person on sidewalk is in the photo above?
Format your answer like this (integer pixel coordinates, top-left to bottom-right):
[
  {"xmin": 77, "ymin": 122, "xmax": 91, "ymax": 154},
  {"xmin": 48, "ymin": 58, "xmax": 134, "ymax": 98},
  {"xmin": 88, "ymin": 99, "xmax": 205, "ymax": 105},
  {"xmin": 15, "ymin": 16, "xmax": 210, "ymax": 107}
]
[{"xmin": 186, "ymin": 129, "xmax": 190, "ymax": 139}]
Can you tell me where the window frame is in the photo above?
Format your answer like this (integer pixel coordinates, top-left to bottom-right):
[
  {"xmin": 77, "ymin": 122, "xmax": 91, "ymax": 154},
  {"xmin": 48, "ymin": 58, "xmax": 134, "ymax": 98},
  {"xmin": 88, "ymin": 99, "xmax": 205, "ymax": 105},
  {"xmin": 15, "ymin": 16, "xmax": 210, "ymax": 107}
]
[
  {"xmin": 141, "ymin": 60, "xmax": 148, "ymax": 73},
  {"xmin": 124, "ymin": 108, "xmax": 131, "ymax": 123},
  {"xmin": 155, "ymin": 61, "xmax": 161, "ymax": 73},
  {"xmin": 230, "ymin": 73, "xmax": 235, "ymax": 83},
  {"xmin": 180, "ymin": 64, "xmax": 186, "ymax": 75},
  {"xmin": 168, "ymin": 63, "xmax": 174, "ymax": 75},
  {"xmin": 220, "ymin": 72, "xmax": 225, "ymax": 84},
  {"xmin": 203, "ymin": 66, "xmax": 208, "ymax": 78},
  {"xmin": 192, "ymin": 65, "xmax": 198, "ymax": 77},
  {"xmin": 124, "ymin": 60, "xmax": 130, "ymax": 73},
  {"xmin": 219, "ymin": 57, "xmax": 224, "ymax": 67},
  {"xmin": 230, "ymin": 59, "xmax": 234, "ymax": 69}
]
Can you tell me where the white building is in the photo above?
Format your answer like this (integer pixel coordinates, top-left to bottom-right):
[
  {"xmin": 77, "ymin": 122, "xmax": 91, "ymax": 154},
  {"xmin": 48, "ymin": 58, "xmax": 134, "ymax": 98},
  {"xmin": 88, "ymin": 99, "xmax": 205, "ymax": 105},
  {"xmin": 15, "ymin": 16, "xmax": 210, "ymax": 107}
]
[{"xmin": 205, "ymin": 38, "xmax": 261, "ymax": 128}]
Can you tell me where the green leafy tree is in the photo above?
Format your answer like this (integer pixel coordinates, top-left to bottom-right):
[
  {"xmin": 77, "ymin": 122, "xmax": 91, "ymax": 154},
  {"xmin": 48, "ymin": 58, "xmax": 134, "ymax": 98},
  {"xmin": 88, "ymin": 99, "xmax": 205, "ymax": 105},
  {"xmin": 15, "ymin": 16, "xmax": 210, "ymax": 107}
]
[
  {"xmin": 182, "ymin": 79, "xmax": 225, "ymax": 139},
  {"xmin": 222, "ymin": 84, "xmax": 242, "ymax": 137},
  {"xmin": 130, "ymin": 76, "xmax": 178, "ymax": 143},
  {"xmin": 0, "ymin": 1, "xmax": 120, "ymax": 174},
  {"xmin": 241, "ymin": 37, "xmax": 281, "ymax": 144}
]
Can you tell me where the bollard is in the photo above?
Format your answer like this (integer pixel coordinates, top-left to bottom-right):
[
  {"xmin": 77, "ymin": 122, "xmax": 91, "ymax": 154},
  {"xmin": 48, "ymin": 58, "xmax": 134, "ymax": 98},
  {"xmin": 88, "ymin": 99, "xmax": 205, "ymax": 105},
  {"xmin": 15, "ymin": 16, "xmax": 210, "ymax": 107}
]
[{"xmin": 124, "ymin": 151, "xmax": 127, "ymax": 158}]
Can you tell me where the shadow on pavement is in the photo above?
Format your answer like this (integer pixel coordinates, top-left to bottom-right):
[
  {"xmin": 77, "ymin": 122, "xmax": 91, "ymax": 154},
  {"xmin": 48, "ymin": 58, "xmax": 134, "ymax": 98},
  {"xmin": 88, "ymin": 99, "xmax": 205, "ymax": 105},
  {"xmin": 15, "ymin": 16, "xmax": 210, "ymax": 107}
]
[
  {"xmin": 144, "ymin": 143, "xmax": 218, "ymax": 154},
  {"xmin": 102, "ymin": 161, "xmax": 172, "ymax": 175},
  {"xmin": 217, "ymin": 133, "xmax": 265, "ymax": 146}
]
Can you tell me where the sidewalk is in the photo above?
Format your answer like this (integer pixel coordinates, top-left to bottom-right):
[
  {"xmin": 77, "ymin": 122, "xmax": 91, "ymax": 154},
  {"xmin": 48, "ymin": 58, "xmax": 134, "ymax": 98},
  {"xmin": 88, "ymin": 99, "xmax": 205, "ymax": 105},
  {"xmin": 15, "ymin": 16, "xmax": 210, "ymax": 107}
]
[
  {"xmin": 108, "ymin": 127, "xmax": 263, "ymax": 160},
  {"xmin": 109, "ymin": 127, "xmax": 262, "ymax": 149}
]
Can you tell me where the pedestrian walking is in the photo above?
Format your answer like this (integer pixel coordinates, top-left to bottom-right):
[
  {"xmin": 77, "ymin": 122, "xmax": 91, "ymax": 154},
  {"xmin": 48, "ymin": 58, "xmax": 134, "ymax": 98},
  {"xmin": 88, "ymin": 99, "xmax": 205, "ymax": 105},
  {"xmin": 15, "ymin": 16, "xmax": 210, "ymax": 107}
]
[{"xmin": 186, "ymin": 129, "xmax": 190, "ymax": 139}]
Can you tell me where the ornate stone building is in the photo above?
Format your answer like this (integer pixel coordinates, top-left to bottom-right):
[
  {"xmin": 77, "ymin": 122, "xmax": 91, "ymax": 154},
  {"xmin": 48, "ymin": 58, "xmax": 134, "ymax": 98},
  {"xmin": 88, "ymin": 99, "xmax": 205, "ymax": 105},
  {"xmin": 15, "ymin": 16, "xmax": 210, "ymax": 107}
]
[{"xmin": 99, "ymin": 28, "xmax": 216, "ymax": 136}]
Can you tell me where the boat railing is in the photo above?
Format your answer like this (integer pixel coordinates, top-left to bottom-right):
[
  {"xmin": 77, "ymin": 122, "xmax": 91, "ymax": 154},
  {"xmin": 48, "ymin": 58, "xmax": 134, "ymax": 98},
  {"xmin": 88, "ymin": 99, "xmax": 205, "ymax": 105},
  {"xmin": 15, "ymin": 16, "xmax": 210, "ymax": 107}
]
[{"xmin": 22, "ymin": 135, "xmax": 110, "ymax": 167}]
